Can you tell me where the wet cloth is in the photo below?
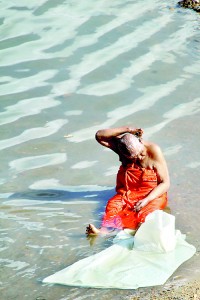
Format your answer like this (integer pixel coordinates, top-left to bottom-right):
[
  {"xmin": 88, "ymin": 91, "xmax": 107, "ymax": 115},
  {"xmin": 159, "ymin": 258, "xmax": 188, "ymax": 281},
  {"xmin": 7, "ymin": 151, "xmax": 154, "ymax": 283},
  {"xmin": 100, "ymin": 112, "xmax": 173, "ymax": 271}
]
[
  {"xmin": 43, "ymin": 211, "xmax": 196, "ymax": 289},
  {"xmin": 102, "ymin": 164, "xmax": 167, "ymax": 229}
]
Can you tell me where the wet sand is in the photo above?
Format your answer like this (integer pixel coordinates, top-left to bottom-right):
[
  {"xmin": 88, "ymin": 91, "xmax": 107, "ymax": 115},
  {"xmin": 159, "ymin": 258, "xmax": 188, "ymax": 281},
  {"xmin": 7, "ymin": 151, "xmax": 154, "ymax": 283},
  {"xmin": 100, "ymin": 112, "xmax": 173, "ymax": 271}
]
[{"xmin": 131, "ymin": 279, "xmax": 200, "ymax": 299}]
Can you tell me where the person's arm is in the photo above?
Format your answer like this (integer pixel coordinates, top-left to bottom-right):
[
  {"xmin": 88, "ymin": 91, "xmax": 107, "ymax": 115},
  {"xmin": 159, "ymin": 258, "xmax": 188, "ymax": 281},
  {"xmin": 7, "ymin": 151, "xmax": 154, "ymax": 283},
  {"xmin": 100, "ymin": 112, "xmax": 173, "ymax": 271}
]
[
  {"xmin": 95, "ymin": 126, "xmax": 143, "ymax": 153},
  {"xmin": 134, "ymin": 144, "xmax": 170, "ymax": 211}
]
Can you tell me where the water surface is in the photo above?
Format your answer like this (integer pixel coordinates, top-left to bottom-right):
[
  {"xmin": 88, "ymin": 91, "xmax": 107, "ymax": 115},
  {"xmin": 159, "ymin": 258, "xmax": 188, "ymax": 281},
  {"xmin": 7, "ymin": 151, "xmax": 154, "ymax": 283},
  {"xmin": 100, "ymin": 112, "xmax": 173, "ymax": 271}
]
[{"xmin": 0, "ymin": 1, "xmax": 200, "ymax": 299}]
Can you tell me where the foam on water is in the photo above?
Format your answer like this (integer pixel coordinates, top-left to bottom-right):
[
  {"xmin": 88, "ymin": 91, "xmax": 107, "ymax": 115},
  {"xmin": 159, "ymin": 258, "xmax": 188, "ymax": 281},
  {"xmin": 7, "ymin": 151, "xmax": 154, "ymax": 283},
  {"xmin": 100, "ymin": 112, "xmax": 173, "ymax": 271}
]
[
  {"xmin": 72, "ymin": 15, "xmax": 172, "ymax": 77},
  {"xmin": 78, "ymin": 21, "xmax": 196, "ymax": 96},
  {"xmin": 71, "ymin": 160, "xmax": 98, "ymax": 169},
  {"xmin": 0, "ymin": 119, "xmax": 67, "ymax": 150},
  {"xmin": 187, "ymin": 162, "xmax": 200, "ymax": 168},
  {"xmin": 3, "ymin": 199, "xmax": 99, "ymax": 206},
  {"xmin": 30, "ymin": 180, "xmax": 114, "ymax": 192},
  {"xmin": 9, "ymin": 153, "xmax": 67, "ymax": 173},
  {"xmin": 0, "ymin": 258, "xmax": 29, "ymax": 271},
  {"xmin": 143, "ymin": 97, "xmax": 200, "ymax": 138},
  {"xmin": 59, "ymin": 1, "xmax": 160, "ymax": 58},
  {"xmin": 67, "ymin": 78, "xmax": 186, "ymax": 142},
  {"xmin": 163, "ymin": 145, "xmax": 183, "ymax": 156},
  {"xmin": 0, "ymin": 97, "xmax": 60, "ymax": 125},
  {"xmin": 163, "ymin": 97, "xmax": 200, "ymax": 119},
  {"xmin": 65, "ymin": 110, "xmax": 82, "ymax": 116},
  {"xmin": 0, "ymin": 70, "xmax": 57, "ymax": 95}
]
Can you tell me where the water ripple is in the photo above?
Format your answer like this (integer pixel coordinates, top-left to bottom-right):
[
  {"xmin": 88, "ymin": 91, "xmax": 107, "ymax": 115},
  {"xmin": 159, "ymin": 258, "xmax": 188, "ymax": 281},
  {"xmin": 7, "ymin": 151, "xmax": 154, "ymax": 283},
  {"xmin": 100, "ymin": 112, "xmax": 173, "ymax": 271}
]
[
  {"xmin": 0, "ymin": 119, "xmax": 67, "ymax": 151},
  {"xmin": 9, "ymin": 153, "xmax": 67, "ymax": 173},
  {"xmin": 0, "ymin": 97, "xmax": 60, "ymax": 125},
  {"xmin": 0, "ymin": 1, "xmax": 200, "ymax": 299}
]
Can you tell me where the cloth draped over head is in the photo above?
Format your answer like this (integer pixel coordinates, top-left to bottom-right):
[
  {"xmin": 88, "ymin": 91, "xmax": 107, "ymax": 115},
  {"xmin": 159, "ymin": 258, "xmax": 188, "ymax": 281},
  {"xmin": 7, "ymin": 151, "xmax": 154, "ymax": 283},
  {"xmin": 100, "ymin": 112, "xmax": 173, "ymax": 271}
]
[{"xmin": 43, "ymin": 211, "xmax": 196, "ymax": 289}]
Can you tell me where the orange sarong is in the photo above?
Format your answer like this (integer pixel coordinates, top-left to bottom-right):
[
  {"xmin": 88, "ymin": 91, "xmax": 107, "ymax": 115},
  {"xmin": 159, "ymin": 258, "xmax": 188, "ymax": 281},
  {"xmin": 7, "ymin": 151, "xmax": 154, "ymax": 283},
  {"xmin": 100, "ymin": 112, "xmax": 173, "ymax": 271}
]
[{"xmin": 102, "ymin": 164, "xmax": 168, "ymax": 230}]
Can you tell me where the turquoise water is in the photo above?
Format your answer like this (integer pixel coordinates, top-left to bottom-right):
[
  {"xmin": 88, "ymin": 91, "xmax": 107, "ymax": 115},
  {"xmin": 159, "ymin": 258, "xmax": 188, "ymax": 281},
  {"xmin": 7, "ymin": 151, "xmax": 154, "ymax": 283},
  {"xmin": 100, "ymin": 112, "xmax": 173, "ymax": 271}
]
[{"xmin": 0, "ymin": 1, "xmax": 200, "ymax": 299}]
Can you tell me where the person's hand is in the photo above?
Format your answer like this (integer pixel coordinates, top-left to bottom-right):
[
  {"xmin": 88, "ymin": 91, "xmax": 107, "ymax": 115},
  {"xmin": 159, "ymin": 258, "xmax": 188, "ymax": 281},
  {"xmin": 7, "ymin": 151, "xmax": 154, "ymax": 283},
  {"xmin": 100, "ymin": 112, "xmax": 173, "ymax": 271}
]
[
  {"xmin": 129, "ymin": 128, "xmax": 143, "ymax": 138},
  {"xmin": 134, "ymin": 198, "xmax": 149, "ymax": 212}
]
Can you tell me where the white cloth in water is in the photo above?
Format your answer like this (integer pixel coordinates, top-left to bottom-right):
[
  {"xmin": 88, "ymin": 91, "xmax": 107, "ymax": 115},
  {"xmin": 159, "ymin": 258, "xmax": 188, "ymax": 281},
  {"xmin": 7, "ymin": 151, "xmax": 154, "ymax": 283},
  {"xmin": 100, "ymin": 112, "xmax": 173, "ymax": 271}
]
[{"xmin": 43, "ymin": 210, "xmax": 196, "ymax": 289}]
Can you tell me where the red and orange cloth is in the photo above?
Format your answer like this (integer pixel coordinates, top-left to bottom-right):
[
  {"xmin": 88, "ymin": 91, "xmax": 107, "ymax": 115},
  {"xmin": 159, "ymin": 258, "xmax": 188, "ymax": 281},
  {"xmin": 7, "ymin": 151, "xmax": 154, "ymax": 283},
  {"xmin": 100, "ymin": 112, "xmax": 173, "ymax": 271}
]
[{"xmin": 102, "ymin": 163, "xmax": 167, "ymax": 229}]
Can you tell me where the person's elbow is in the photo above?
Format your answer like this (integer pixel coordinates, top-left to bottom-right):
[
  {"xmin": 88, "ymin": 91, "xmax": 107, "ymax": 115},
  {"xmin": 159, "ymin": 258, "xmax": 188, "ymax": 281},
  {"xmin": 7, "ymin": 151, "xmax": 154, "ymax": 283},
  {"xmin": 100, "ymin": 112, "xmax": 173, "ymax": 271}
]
[
  {"xmin": 159, "ymin": 177, "xmax": 170, "ymax": 192},
  {"xmin": 166, "ymin": 181, "xmax": 170, "ymax": 191},
  {"xmin": 163, "ymin": 178, "xmax": 170, "ymax": 192},
  {"xmin": 95, "ymin": 131, "xmax": 101, "ymax": 142}
]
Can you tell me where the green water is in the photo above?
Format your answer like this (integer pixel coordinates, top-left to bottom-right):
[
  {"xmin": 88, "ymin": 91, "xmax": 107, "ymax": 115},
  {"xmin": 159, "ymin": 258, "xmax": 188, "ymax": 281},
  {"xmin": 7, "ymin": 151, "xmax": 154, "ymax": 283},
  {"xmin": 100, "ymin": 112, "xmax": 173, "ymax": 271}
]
[{"xmin": 0, "ymin": 0, "xmax": 200, "ymax": 299}]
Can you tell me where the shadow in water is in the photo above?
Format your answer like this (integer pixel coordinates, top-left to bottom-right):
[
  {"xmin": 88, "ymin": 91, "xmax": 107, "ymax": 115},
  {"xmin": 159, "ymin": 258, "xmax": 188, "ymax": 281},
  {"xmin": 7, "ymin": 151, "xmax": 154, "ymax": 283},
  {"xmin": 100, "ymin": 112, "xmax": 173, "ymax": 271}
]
[
  {"xmin": 9, "ymin": 188, "xmax": 115, "ymax": 202},
  {"xmin": 9, "ymin": 188, "xmax": 116, "ymax": 239},
  {"xmin": 9, "ymin": 188, "xmax": 171, "ymax": 213}
]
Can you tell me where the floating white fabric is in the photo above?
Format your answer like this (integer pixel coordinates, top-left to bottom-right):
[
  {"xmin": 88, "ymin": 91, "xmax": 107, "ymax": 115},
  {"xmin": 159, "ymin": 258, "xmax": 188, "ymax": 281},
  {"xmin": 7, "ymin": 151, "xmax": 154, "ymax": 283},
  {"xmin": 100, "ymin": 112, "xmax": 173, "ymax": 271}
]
[{"xmin": 43, "ymin": 210, "xmax": 196, "ymax": 289}]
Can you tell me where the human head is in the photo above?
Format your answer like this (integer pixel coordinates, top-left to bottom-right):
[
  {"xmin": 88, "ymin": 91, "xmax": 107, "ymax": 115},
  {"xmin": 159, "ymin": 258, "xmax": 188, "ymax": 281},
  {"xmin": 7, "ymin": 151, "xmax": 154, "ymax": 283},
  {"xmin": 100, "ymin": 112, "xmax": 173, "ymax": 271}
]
[{"xmin": 117, "ymin": 133, "xmax": 144, "ymax": 159}]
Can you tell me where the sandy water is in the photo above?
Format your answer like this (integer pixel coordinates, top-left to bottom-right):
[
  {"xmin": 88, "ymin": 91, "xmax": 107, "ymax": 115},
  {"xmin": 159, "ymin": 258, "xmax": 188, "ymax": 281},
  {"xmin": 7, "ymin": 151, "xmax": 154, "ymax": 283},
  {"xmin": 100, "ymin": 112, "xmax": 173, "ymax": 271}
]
[{"xmin": 0, "ymin": 1, "xmax": 200, "ymax": 299}]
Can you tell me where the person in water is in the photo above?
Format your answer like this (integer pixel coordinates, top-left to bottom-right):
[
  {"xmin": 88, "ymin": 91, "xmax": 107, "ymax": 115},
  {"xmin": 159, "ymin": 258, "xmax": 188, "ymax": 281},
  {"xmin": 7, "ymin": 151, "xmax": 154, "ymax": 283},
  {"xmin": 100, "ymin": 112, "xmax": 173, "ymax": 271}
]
[{"xmin": 86, "ymin": 126, "xmax": 170, "ymax": 235}]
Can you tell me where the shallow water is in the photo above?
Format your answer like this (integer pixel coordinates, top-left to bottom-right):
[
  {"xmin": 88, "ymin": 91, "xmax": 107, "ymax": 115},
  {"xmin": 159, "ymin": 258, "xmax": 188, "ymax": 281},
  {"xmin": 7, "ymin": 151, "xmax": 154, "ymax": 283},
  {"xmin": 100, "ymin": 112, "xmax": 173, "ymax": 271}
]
[{"xmin": 0, "ymin": 1, "xmax": 200, "ymax": 299}]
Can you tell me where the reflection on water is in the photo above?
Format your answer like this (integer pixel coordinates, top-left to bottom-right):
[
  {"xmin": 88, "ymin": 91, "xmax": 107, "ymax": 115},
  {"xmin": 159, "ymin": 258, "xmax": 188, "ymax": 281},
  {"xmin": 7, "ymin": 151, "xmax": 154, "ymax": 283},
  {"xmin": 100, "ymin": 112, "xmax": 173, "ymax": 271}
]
[{"xmin": 0, "ymin": 0, "xmax": 200, "ymax": 299}]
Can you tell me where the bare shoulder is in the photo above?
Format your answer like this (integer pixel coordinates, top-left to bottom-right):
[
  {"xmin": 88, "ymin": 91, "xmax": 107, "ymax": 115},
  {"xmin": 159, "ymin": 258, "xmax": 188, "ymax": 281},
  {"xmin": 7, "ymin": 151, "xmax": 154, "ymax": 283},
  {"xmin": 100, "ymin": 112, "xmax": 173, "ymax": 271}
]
[{"xmin": 144, "ymin": 141, "xmax": 164, "ymax": 160}]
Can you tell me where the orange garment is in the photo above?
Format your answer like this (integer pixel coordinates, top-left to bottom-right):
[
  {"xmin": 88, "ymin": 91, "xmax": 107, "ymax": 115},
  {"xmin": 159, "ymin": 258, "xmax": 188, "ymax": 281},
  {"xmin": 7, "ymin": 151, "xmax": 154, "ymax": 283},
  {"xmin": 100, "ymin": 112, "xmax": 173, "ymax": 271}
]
[{"xmin": 102, "ymin": 164, "xmax": 167, "ymax": 230}]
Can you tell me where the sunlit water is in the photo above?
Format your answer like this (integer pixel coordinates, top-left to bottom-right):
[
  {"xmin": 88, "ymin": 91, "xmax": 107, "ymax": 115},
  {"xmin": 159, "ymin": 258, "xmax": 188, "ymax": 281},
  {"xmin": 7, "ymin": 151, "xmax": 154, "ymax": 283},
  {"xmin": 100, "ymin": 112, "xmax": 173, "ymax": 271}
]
[{"xmin": 0, "ymin": 1, "xmax": 200, "ymax": 299}]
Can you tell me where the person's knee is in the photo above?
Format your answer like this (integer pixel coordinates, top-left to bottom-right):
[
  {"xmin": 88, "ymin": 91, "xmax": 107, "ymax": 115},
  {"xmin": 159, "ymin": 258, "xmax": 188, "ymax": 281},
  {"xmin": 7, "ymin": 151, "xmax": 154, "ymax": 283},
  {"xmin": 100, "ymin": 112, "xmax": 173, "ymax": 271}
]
[{"xmin": 105, "ymin": 201, "xmax": 123, "ymax": 216}]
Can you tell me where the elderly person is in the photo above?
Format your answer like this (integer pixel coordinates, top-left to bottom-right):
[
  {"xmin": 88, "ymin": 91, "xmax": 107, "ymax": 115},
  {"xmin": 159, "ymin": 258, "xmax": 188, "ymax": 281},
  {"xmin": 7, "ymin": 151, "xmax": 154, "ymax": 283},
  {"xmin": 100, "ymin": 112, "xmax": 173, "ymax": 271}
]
[{"xmin": 86, "ymin": 126, "xmax": 170, "ymax": 235}]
